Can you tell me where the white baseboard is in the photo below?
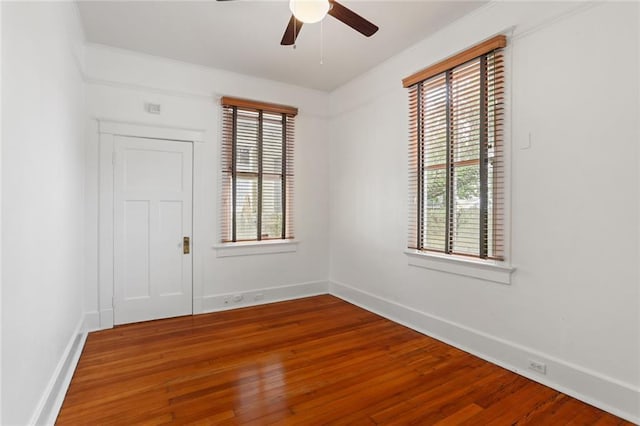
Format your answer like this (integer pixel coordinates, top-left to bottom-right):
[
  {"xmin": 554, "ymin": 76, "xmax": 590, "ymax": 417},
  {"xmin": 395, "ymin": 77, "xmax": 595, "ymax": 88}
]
[
  {"xmin": 99, "ymin": 308, "xmax": 114, "ymax": 329},
  {"xmin": 329, "ymin": 280, "xmax": 640, "ymax": 424},
  {"xmin": 29, "ymin": 315, "xmax": 88, "ymax": 426},
  {"xmin": 198, "ymin": 280, "xmax": 329, "ymax": 314},
  {"xmin": 83, "ymin": 311, "xmax": 100, "ymax": 332}
]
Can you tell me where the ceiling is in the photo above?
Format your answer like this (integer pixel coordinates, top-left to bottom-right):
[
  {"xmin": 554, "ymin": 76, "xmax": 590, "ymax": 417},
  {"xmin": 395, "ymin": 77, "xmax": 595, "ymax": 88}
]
[{"xmin": 77, "ymin": 1, "xmax": 487, "ymax": 92}]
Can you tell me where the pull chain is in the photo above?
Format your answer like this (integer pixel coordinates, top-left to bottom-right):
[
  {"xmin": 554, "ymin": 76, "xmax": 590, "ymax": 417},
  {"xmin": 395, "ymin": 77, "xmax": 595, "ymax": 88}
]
[{"xmin": 320, "ymin": 19, "xmax": 324, "ymax": 64}]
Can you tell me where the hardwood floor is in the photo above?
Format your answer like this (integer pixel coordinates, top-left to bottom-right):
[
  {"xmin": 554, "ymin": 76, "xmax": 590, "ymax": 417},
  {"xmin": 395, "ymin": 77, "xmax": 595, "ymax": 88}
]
[{"xmin": 57, "ymin": 295, "xmax": 631, "ymax": 425}]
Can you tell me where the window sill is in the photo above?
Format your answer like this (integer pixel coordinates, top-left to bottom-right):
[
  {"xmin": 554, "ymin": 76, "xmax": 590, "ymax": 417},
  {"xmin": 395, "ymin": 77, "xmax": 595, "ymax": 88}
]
[
  {"xmin": 404, "ymin": 249, "xmax": 515, "ymax": 285},
  {"xmin": 214, "ymin": 240, "xmax": 298, "ymax": 258}
]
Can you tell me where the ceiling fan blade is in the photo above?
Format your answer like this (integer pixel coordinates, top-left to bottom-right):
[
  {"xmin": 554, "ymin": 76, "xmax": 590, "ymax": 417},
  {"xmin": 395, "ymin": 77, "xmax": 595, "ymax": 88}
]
[
  {"xmin": 328, "ymin": 0, "xmax": 378, "ymax": 37},
  {"xmin": 281, "ymin": 15, "xmax": 304, "ymax": 46}
]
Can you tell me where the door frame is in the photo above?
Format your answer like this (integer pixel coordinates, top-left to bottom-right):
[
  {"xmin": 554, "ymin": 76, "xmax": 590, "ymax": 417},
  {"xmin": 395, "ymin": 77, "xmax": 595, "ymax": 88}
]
[{"xmin": 98, "ymin": 120, "xmax": 204, "ymax": 329}]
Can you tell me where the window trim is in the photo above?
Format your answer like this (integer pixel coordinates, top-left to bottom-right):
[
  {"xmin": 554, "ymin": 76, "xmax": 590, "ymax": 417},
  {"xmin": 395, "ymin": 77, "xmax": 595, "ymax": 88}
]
[
  {"xmin": 214, "ymin": 239, "xmax": 299, "ymax": 258},
  {"xmin": 404, "ymin": 249, "xmax": 515, "ymax": 285}
]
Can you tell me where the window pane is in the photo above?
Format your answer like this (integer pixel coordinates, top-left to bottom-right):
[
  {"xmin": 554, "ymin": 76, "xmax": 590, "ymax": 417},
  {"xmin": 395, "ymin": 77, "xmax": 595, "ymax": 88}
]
[
  {"xmin": 261, "ymin": 175, "xmax": 283, "ymax": 239},
  {"xmin": 424, "ymin": 168, "xmax": 446, "ymax": 251},
  {"xmin": 450, "ymin": 59, "xmax": 481, "ymax": 256},
  {"xmin": 423, "ymin": 79, "xmax": 447, "ymax": 168},
  {"xmin": 451, "ymin": 60, "xmax": 481, "ymax": 165},
  {"xmin": 236, "ymin": 176, "xmax": 257, "ymax": 240},
  {"xmin": 452, "ymin": 164, "xmax": 480, "ymax": 255},
  {"xmin": 236, "ymin": 110, "xmax": 259, "ymax": 173},
  {"xmin": 422, "ymin": 74, "xmax": 447, "ymax": 251},
  {"xmin": 221, "ymin": 173, "xmax": 233, "ymax": 242},
  {"xmin": 263, "ymin": 113, "xmax": 283, "ymax": 175},
  {"xmin": 486, "ymin": 50, "xmax": 504, "ymax": 259}
]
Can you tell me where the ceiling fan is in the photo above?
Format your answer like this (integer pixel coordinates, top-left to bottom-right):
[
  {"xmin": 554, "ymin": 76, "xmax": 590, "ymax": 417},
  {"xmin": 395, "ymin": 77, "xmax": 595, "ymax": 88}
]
[{"xmin": 217, "ymin": 0, "xmax": 379, "ymax": 46}]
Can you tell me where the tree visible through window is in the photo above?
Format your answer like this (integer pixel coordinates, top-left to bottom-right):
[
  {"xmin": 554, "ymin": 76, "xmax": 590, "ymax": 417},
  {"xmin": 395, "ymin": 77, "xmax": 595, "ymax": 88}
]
[
  {"xmin": 220, "ymin": 97, "xmax": 296, "ymax": 243},
  {"xmin": 404, "ymin": 36, "xmax": 506, "ymax": 260}
]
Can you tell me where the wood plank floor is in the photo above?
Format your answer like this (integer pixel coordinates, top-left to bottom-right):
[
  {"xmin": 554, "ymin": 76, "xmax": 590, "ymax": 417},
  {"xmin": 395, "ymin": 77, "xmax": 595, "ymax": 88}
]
[{"xmin": 57, "ymin": 295, "xmax": 631, "ymax": 425}]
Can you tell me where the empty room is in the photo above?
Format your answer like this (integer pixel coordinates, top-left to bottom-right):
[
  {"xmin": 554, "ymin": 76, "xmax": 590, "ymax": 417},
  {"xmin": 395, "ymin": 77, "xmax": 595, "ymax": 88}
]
[{"xmin": 1, "ymin": 0, "xmax": 639, "ymax": 424}]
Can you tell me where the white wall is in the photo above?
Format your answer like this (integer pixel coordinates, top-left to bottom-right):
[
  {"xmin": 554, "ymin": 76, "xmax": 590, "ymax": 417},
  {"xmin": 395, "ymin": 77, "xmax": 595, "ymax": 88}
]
[
  {"xmin": 0, "ymin": 2, "xmax": 4, "ymax": 423},
  {"xmin": 1, "ymin": 2, "xmax": 86, "ymax": 425},
  {"xmin": 328, "ymin": 1, "xmax": 639, "ymax": 421},
  {"xmin": 0, "ymin": 3, "xmax": 3, "ymax": 419},
  {"xmin": 83, "ymin": 45, "xmax": 331, "ymax": 323}
]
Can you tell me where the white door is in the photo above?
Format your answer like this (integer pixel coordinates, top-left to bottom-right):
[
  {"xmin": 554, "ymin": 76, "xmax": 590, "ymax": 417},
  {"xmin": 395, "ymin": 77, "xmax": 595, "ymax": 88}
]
[{"xmin": 113, "ymin": 136, "xmax": 193, "ymax": 325}]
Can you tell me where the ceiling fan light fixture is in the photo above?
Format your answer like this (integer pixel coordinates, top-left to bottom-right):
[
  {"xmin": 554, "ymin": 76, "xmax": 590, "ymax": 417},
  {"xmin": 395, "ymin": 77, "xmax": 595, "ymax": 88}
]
[{"xmin": 289, "ymin": 0, "xmax": 330, "ymax": 24}]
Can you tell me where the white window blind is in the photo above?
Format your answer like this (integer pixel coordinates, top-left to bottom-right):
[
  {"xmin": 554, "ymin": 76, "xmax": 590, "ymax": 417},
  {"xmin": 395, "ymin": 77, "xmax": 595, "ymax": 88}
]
[
  {"xmin": 405, "ymin": 36, "xmax": 506, "ymax": 260},
  {"xmin": 220, "ymin": 97, "xmax": 296, "ymax": 243}
]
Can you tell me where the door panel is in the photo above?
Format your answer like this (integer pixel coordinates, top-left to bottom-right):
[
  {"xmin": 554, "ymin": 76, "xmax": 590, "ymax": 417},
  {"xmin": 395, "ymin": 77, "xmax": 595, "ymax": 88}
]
[
  {"xmin": 123, "ymin": 200, "xmax": 151, "ymax": 300},
  {"xmin": 157, "ymin": 200, "xmax": 184, "ymax": 296},
  {"xmin": 124, "ymin": 148, "xmax": 185, "ymax": 191},
  {"xmin": 114, "ymin": 136, "xmax": 193, "ymax": 325}
]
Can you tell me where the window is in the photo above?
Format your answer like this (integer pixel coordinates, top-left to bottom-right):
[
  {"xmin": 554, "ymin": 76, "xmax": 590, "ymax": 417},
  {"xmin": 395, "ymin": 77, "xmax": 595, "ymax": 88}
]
[
  {"xmin": 403, "ymin": 35, "xmax": 506, "ymax": 260},
  {"xmin": 220, "ymin": 97, "xmax": 296, "ymax": 243}
]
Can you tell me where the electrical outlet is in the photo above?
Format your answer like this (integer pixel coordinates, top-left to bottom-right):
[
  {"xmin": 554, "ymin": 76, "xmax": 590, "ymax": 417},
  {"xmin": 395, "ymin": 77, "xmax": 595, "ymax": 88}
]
[
  {"xmin": 145, "ymin": 102, "xmax": 161, "ymax": 114},
  {"xmin": 528, "ymin": 359, "xmax": 547, "ymax": 375}
]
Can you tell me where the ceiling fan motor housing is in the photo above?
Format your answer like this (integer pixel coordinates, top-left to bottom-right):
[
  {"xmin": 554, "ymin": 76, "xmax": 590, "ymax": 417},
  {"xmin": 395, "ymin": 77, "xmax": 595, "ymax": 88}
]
[{"xmin": 289, "ymin": 0, "xmax": 331, "ymax": 24}]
